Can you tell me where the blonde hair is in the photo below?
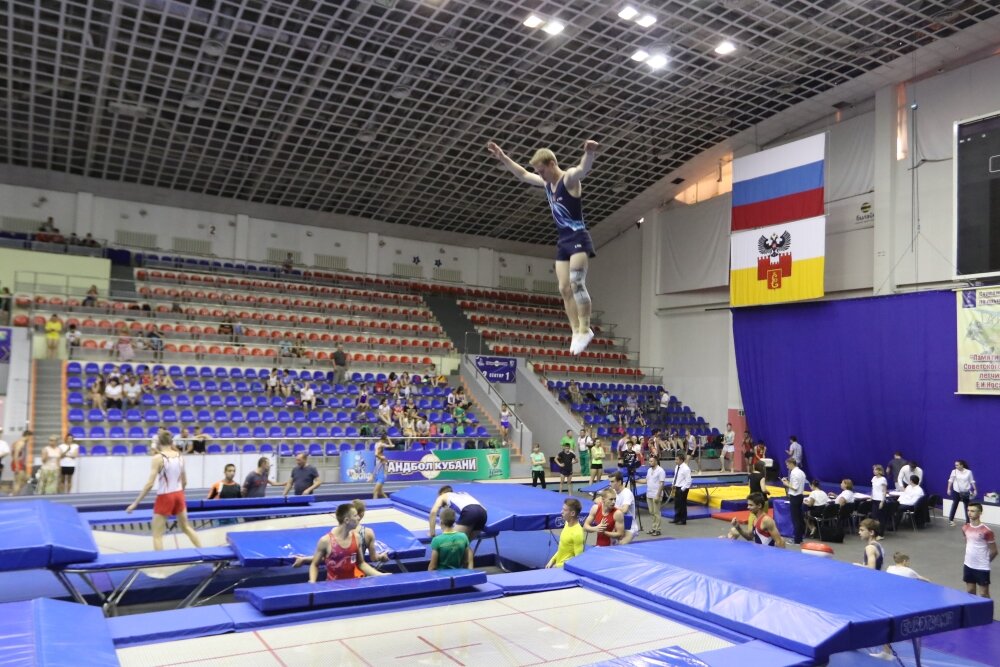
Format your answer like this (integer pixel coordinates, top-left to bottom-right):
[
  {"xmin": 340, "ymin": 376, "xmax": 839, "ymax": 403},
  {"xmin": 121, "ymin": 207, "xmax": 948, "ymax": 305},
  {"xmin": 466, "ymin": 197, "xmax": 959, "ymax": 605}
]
[{"xmin": 530, "ymin": 148, "xmax": 557, "ymax": 166}]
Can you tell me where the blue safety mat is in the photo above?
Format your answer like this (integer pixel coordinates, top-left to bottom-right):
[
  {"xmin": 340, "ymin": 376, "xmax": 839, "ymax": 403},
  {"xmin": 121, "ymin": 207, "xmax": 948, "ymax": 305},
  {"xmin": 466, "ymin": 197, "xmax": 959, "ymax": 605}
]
[
  {"xmin": 83, "ymin": 500, "xmax": 344, "ymax": 526},
  {"xmin": 487, "ymin": 568, "xmax": 580, "ymax": 594},
  {"xmin": 227, "ymin": 522, "xmax": 424, "ymax": 567},
  {"xmin": 108, "ymin": 606, "xmax": 235, "ymax": 647},
  {"xmin": 659, "ymin": 505, "xmax": 714, "ymax": 521},
  {"xmin": 223, "ymin": 582, "xmax": 503, "ymax": 630},
  {"xmin": 698, "ymin": 640, "xmax": 813, "ymax": 667},
  {"xmin": 391, "ymin": 483, "xmax": 564, "ymax": 531},
  {"xmin": 61, "ymin": 546, "xmax": 235, "ymax": 571},
  {"xmin": 0, "ymin": 598, "xmax": 118, "ymax": 666},
  {"xmin": 0, "ymin": 501, "xmax": 99, "ymax": 571},
  {"xmin": 565, "ymin": 539, "xmax": 994, "ymax": 661},
  {"xmin": 235, "ymin": 569, "xmax": 488, "ymax": 612},
  {"xmin": 586, "ymin": 645, "xmax": 708, "ymax": 667}
]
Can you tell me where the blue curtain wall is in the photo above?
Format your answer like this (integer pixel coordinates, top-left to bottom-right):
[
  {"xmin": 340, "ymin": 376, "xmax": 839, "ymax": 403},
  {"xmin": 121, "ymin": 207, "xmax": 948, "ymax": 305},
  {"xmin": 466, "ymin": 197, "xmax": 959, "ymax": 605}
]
[{"xmin": 733, "ymin": 290, "xmax": 1000, "ymax": 496}]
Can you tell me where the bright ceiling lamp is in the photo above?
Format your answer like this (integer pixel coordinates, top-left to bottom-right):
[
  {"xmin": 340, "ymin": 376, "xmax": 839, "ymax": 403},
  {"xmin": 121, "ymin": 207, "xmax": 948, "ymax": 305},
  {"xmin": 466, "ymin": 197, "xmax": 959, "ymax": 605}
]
[
  {"xmin": 631, "ymin": 49, "xmax": 650, "ymax": 62},
  {"xmin": 715, "ymin": 40, "xmax": 737, "ymax": 55},
  {"xmin": 646, "ymin": 53, "xmax": 668, "ymax": 70},
  {"xmin": 523, "ymin": 15, "xmax": 544, "ymax": 28},
  {"xmin": 618, "ymin": 6, "xmax": 639, "ymax": 20},
  {"xmin": 542, "ymin": 19, "xmax": 565, "ymax": 35},
  {"xmin": 636, "ymin": 14, "xmax": 657, "ymax": 27}
]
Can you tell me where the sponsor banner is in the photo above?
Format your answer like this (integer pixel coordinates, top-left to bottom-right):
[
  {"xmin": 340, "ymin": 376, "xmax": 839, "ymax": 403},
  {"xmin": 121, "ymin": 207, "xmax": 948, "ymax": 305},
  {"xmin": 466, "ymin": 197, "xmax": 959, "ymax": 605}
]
[
  {"xmin": 956, "ymin": 287, "xmax": 1000, "ymax": 395},
  {"xmin": 339, "ymin": 448, "xmax": 510, "ymax": 483},
  {"xmin": 730, "ymin": 216, "xmax": 826, "ymax": 307},
  {"xmin": 475, "ymin": 356, "xmax": 517, "ymax": 383},
  {"xmin": 0, "ymin": 328, "xmax": 10, "ymax": 362},
  {"xmin": 732, "ymin": 134, "xmax": 826, "ymax": 231},
  {"xmin": 826, "ymin": 192, "xmax": 875, "ymax": 234}
]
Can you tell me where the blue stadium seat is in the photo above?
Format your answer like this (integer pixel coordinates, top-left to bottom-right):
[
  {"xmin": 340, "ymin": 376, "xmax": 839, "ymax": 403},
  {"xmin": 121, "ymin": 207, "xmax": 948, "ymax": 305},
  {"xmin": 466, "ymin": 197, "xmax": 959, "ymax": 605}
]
[
  {"xmin": 354, "ymin": 442, "xmax": 366, "ymax": 451},
  {"xmin": 277, "ymin": 411, "xmax": 291, "ymax": 423},
  {"xmin": 214, "ymin": 409, "xmax": 228, "ymax": 422},
  {"xmin": 268, "ymin": 426, "xmax": 282, "ymax": 438},
  {"xmin": 308, "ymin": 444, "xmax": 323, "ymax": 457},
  {"xmin": 179, "ymin": 410, "xmax": 195, "ymax": 423},
  {"xmin": 131, "ymin": 444, "xmax": 148, "ymax": 455},
  {"xmin": 192, "ymin": 395, "xmax": 207, "ymax": 407},
  {"xmin": 253, "ymin": 396, "xmax": 268, "ymax": 407},
  {"xmin": 322, "ymin": 411, "xmax": 336, "ymax": 423},
  {"xmin": 230, "ymin": 368, "xmax": 243, "ymax": 379},
  {"xmin": 307, "ymin": 411, "xmax": 321, "ymax": 423},
  {"xmin": 292, "ymin": 444, "xmax": 306, "ymax": 455},
  {"xmin": 199, "ymin": 366, "xmax": 213, "ymax": 378},
  {"xmin": 230, "ymin": 410, "xmax": 245, "ymax": 423},
  {"xmin": 68, "ymin": 409, "xmax": 84, "ymax": 423},
  {"xmin": 279, "ymin": 444, "xmax": 292, "ymax": 456},
  {"xmin": 201, "ymin": 426, "xmax": 216, "ymax": 437},
  {"xmin": 128, "ymin": 426, "xmax": 145, "ymax": 439},
  {"xmin": 325, "ymin": 397, "xmax": 340, "ymax": 409},
  {"xmin": 196, "ymin": 409, "xmax": 212, "ymax": 422},
  {"xmin": 218, "ymin": 427, "xmax": 234, "ymax": 439},
  {"xmin": 259, "ymin": 443, "xmax": 274, "ymax": 453},
  {"xmin": 84, "ymin": 363, "xmax": 100, "ymax": 375},
  {"xmin": 345, "ymin": 426, "xmax": 358, "ymax": 437},
  {"xmin": 207, "ymin": 444, "xmax": 223, "ymax": 454},
  {"xmin": 300, "ymin": 426, "xmax": 315, "ymax": 439},
  {"xmin": 325, "ymin": 443, "xmax": 339, "ymax": 456},
  {"xmin": 109, "ymin": 426, "xmax": 126, "ymax": 439},
  {"xmin": 141, "ymin": 394, "xmax": 156, "ymax": 406},
  {"xmin": 236, "ymin": 426, "xmax": 251, "ymax": 438},
  {"xmin": 161, "ymin": 410, "xmax": 177, "ymax": 422},
  {"xmin": 175, "ymin": 395, "xmax": 191, "ymax": 407},
  {"xmin": 335, "ymin": 411, "xmax": 349, "ymax": 422},
  {"xmin": 341, "ymin": 398, "xmax": 354, "ymax": 409},
  {"xmin": 475, "ymin": 426, "xmax": 489, "ymax": 438},
  {"xmin": 246, "ymin": 410, "xmax": 261, "ymax": 423},
  {"xmin": 205, "ymin": 381, "xmax": 220, "ymax": 393},
  {"xmin": 187, "ymin": 379, "xmax": 202, "ymax": 392},
  {"xmin": 89, "ymin": 426, "xmax": 107, "ymax": 439},
  {"xmin": 235, "ymin": 382, "xmax": 249, "ymax": 393},
  {"xmin": 244, "ymin": 369, "xmax": 258, "ymax": 379},
  {"xmin": 220, "ymin": 381, "xmax": 233, "ymax": 392},
  {"xmin": 259, "ymin": 369, "xmax": 270, "ymax": 379},
  {"xmin": 242, "ymin": 443, "xmax": 257, "ymax": 453},
  {"xmin": 452, "ymin": 440, "xmax": 464, "ymax": 450},
  {"xmin": 158, "ymin": 395, "xmax": 174, "ymax": 407},
  {"xmin": 106, "ymin": 409, "xmax": 123, "ymax": 422},
  {"xmin": 87, "ymin": 409, "xmax": 104, "ymax": 422},
  {"xmin": 351, "ymin": 372, "xmax": 363, "ymax": 382},
  {"xmin": 270, "ymin": 396, "xmax": 284, "ymax": 407},
  {"xmin": 69, "ymin": 426, "xmax": 86, "ymax": 439},
  {"xmin": 184, "ymin": 366, "xmax": 198, "ymax": 378},
  {"xmin": 253, "ymin": 426, "xmax": 267, "ymax": 438},
  {"xmin": 250, "ymin": 382, "xmax": 265, "ymax": 393},
  {"xmin": 346, "ymin": 385, "xmax": 359, "ymax": 395},
  {"xmin": 339, "ymin": 442, "xmax": 352, "ymax": 453},
  {"xmin": 215, "ymin": 367, "xmax": 227, "ymax": 378},
  {"xmin": 66, "ymin": 377, "xmax": 83, "ymax": 390},
  {"xmin": 101, "ymin": 363, "xmax": 116, "ymax": 375},
  {"xmin": 146, "ymin": 426, "xmax": 159, "ymax": 437},
  {"xmin": 284, "ymin": 426, "xmax": 299, "ymax": 438},
  {"xmin": 387, "ymin": 427, "xmax": 401, "ymax": 438},
  {"xmin": 330, "ymin": 426, "xmax": 344, "ymax": 437},
  {"xmin": 89, "ymin": 444, "xmax": 108, "ymax": 455}
]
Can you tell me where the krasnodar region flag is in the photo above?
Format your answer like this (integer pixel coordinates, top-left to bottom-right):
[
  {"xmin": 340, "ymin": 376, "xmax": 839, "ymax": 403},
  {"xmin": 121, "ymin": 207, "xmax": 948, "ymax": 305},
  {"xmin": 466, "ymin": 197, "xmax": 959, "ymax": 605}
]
[
  {"xmin": 731, "ymin": 134, "xmax": 825, "ymax": 231},
  {"xmin": 731, "ymin": 215, "xmax": 825, "ymax": 306}
]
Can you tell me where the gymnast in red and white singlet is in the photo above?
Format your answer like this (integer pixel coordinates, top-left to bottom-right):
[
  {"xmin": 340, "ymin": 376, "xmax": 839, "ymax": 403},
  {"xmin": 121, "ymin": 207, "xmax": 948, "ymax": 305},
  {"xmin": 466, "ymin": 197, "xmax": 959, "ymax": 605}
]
[
  {"xmin": 325, "ymin": 529, "xmax": 363, "ymax": 581},
  {"xmin": 153, "ymin": 452, "xmax": 187, "ymax": 517},
  {"xmin": 593, "ymin": 503, "xmax": 618, "ymax": 547}
]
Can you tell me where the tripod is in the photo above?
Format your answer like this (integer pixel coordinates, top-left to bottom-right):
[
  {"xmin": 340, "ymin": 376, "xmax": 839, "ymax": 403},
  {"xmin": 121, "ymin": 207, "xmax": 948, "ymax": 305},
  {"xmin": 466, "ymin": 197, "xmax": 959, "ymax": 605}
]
[{"xmin": 624, "ymin": 462, "xmax": 643, "ymax": 533}]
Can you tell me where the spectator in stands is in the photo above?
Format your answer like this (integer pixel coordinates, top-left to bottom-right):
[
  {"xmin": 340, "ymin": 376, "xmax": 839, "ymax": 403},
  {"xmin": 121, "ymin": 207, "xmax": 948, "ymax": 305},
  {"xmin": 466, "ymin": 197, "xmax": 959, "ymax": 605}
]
[
  {"xmin": 44, "ymin": 313, "xmax": 62, "ymax": 359},
  {"xmin": 897, "ymin": 460, "xmax": 924, "ymax": 492},
  {"xmin": 279, "ymin": 369, "xmax": 293, "ymax": 398},
  {"xmin": 145, "ymin": 326, "xmax": 164, "ymax": 361},
  {"xmin": 106, "ymin": 366, "xmax": 121, "ymax": 382},
  {"xmin": 39, "ymin": 436, "xmax": 62, "ymax": 495},
  {"xmin": 375, "ymin": 399, "xmax": 392, "ymax": 428},
  {"xmin": 139, "ymin": 368, "xmax": 154, "ymax": 390},
  {"xmin": 123, "ymin": 374, "xmax": 143, "ymax": 406},
  {"xmin": 265, "ymin": 368, "xmax": 279, "ymax": 397},
  {"xmin": 401, "ymin": 409, "xmax": 417, "ymax": 439},
  {"xmin": 278, "ymin": 338, "xmax": 293, "ymax": 357},
  {"xmin": 57, "ymin": 433, "xmax": 79, "ymax": 494},
  {"xmin": 568, "ymin": 380, "xmax": 582, "ymax": 404},
  {"xmin": 332, "ymin": 343, "xmax": 348, "ymax": 385},
  {"xmin": 153, "ymin": 369, "xmax": 174, "ymax": 390},
  {"xmin": 598, "ymin": 392, "xmax": 611, "ymax": 414},
  {"xmin": 658, "ymin": 388, "xmax": 670, "ymax": 412},
  {"xmin": 183, "ymin": 426, "xmax": 209, "ymax": 454},
  {"xmin": 104, "ymin": 376, "xmax": 124, "ymax": 410},
  {"xmin": 452, "ymin": 401, "xmax": 468, "ymax": 430},
  {"xmin": 387, "ymin": 372, "xmax": 400, "ymax": 397},
  {"xmin": 281, "ymin": 252, "xmax": 294, "ymax": 274},
  {"xmin": 357, "ymin": 383, "xmax": 370, "ymax": 408},
  {"xmin": 625, "ymin": 392, "xmax": 639, "ymax": 417},
  {"xmin": 456, "ymin": 387, "xmax": 473, "ymax": 410},
  {"xmin": 207, "ymin": 463, "xmax": 242, "ymax": 499},
  {"xmin": 88, "ymin": 374, "xmax": 106, "ymax": 411},
  {"xmin": 415, "ymin": 414, "xmax": 430, "ymax": 441},
  {"xmin": 804, "ymin": 479, "xmax": 830, "ymax": 537},
  {"xmin": 947, "ymin": 460, "xmax": 978, "ymax": 527},
  {"xmin": 68, "ymin": 232, "xmax": 80, "ymax": 245},
  {"xmin": 242, "ymin": 457, "xmax": 275, "ymax": 498},
  {"xmin": 300, "ymin": 383, "xmax": 317, "ymax": 411},
  {"xmin": 65, "ymin": 323, "xmax": 81, "ymax": 351},
  {"xmin": 291, "ymin": 334, "xmax": 306, "ymax": 359},
  {"xmin": 82, "ymin": 285, "xmax": 99, "ymax": 307},
  {"xmin": 284, "ymin": 453, "xmax": 321, "ymax": 497},
  {"xmin": 433, "ymin": 366, "xmax": 448, "ymax": 388},
  {"xmin": 171, "ymin": 300, "xmax": 184, "ymax": 315},
  {"xmin": 83, "ymin": 233, "xmax": 100, "ymax": 248}
]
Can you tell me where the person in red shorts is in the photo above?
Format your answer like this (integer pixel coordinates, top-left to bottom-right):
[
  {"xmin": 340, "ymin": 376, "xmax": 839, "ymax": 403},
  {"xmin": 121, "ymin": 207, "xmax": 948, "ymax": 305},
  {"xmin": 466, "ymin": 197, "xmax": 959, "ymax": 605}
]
[
  {"xmin": 305, "ymin": 503, "xmax": 388, "ymax": 582},
  {"xmin": 126, "ymin": 431, "xmax": 202, "ymax": 550}
]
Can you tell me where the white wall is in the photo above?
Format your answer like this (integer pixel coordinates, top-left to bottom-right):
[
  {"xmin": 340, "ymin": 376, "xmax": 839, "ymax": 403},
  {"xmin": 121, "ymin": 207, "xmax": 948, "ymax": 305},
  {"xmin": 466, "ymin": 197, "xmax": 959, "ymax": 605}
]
[
  {"xmin": 0, "ymin": 183, "xmax": 551, "ymax": 287},
  {"xmin": 590, "ymin": 225, "xmax": 643, "ymax": 352}
]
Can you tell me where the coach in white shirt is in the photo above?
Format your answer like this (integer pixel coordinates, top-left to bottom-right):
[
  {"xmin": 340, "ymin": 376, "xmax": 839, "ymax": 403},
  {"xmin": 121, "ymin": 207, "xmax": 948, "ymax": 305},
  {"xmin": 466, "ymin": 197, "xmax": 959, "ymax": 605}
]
[
  {"xmin": 897, "ymin": 461, "xmax": 923, "ymax": 491},
  {"xmin": 782, "ymin": 458, "xmax": 807, "ymax": 544},
  {"xmin": 610, "ymin": 472, "xmax": 637, "ymax": 544}
]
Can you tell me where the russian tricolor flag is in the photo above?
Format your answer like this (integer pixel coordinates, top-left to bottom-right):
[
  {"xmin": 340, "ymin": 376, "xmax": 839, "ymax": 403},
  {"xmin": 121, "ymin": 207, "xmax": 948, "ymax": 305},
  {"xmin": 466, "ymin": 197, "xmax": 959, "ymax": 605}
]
[{"xmin": 731, "ymin": 134, "xmax": 825, "ymax": 231}]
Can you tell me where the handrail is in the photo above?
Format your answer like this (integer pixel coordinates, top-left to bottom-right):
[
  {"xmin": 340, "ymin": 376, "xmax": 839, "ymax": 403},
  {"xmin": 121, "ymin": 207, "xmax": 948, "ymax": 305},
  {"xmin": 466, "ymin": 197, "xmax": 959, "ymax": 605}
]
[{"xmin": 462, "ymin": 353, "xmax": 526, "ymax": 452}]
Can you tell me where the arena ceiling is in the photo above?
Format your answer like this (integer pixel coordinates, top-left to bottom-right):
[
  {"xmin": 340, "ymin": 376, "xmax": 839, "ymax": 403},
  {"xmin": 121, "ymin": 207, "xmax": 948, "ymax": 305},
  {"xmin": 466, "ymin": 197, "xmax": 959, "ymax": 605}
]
[{"xmin": 1, "ymin": 0, "xmax": 998, "ymax": 247}]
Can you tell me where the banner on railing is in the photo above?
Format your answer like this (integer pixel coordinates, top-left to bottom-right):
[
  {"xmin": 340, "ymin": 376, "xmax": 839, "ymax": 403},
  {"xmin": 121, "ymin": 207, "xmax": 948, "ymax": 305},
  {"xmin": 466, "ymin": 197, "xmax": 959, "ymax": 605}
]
[
  {"xmin": 0, "ymin": 328, "xmax": 11, "ymax": 363},
  {"xmin": 475, "ymin": 356, "xmax": 517, "ymax": 383},
  {"xmin": 957, "ymin": 286, "xmax": 1000, "ymax": 395},
  {"xmin": 340, "ymin": 447, "xmax": 510, "ymax": 483}
]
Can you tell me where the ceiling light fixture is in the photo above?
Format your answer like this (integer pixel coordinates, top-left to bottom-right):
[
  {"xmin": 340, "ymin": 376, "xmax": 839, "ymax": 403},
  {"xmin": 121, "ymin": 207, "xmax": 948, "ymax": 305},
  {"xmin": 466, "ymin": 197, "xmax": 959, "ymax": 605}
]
[
  {"xmin": 646, "ymin": 53, "xmax": 668, "ymax": 70},
  {"xmin": 539, "ymin": 122, "xmax": 557, "ymax": 133},
  {"xmin": 618, "ymin": 6, "xmax": 639, "ymax": 20},
  {"xmin": 715, "ymin": 40, "xmax": 736, "ymax": 55},
  {"xmin": 542, "ymin": 20, "xmax": 565, "ymax": 35},
  {"xmin": 631, "ymin": 49, "xmax": 649, "ymax": 62},
  {"xmin": 523, "ymin": 15, "xmax": 544, "ymax": 28},
  {"xmin": 358, "ymin": 131, "xmax": 377, "ymax": 143},
  {"xmin": 612, "ymin": 181, "xmax": 628, "ymax": 193},
  {"xmin": 636, "ymin": 14, "xmax": 657, "ymax": 28},
  {"xmin": 390, "ymin": 85, "xmax": 411, "ymax": 99}
]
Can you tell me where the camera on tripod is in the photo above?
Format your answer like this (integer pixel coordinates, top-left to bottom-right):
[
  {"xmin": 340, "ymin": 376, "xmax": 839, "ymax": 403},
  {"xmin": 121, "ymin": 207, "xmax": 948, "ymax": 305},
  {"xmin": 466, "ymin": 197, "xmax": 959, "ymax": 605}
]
[{"xmin": 620, "ymin": 449, "xmax": 640, "ymax": 482}]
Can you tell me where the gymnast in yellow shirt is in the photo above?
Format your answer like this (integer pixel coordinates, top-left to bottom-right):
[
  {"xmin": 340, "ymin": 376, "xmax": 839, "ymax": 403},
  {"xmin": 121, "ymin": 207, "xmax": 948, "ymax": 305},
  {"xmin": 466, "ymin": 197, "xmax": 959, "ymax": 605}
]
[{"xmin": 546, "ymin": 498, "xmax": 585, "ymax": 568}]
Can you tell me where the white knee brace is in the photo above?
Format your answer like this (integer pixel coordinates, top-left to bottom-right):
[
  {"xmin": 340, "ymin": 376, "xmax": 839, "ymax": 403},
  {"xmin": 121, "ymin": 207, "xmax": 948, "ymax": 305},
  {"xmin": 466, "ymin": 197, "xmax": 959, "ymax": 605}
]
[{"xmin": 569, "ymin": 267, "xmax": 592, "ymax": 308}]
